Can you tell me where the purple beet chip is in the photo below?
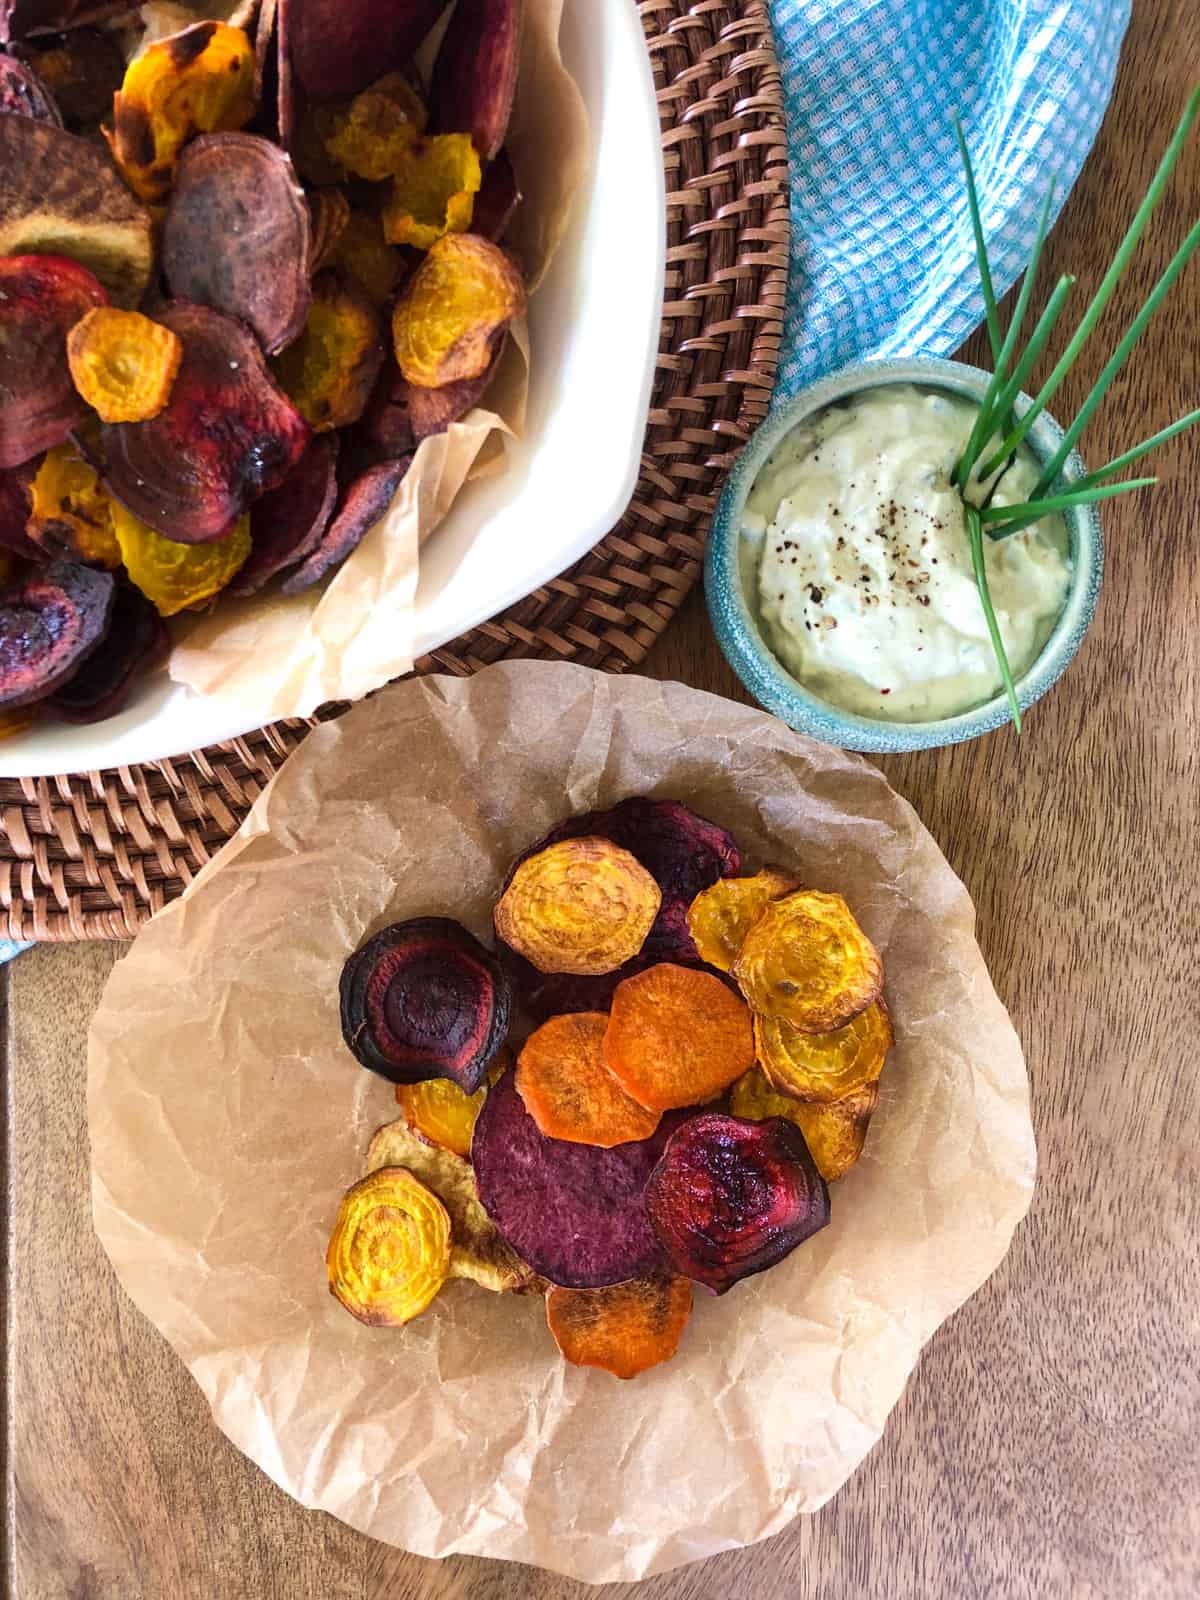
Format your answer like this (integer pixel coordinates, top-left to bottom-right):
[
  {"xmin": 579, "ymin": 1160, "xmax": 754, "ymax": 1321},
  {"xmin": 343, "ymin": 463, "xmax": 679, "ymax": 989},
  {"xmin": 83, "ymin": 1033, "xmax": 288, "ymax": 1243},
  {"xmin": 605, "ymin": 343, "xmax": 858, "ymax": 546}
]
[{"xmin": 472, "ymin": 1067, "xmax": 685, "ymax": 1289}]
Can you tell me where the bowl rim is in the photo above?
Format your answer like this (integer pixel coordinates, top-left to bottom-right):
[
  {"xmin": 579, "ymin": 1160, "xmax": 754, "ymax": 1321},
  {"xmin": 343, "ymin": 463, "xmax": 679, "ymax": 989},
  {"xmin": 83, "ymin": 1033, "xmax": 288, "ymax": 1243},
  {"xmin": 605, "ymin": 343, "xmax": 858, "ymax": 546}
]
[{"xmin": 705, "ymin": 355, "xmax": 1104, "ymax": 753}]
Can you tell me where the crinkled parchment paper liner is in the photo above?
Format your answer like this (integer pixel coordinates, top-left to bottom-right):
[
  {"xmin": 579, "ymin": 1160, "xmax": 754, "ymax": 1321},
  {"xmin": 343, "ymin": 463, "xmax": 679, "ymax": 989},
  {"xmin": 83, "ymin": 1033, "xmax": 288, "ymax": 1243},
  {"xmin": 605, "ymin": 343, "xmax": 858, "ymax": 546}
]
[
  {"xmin": 152, "ymin": 0, "xmax": 586, "ymax": 722},
  {"xmin": 88, "ymin": 663, "xmax": 1035, "ymax": 1584}
]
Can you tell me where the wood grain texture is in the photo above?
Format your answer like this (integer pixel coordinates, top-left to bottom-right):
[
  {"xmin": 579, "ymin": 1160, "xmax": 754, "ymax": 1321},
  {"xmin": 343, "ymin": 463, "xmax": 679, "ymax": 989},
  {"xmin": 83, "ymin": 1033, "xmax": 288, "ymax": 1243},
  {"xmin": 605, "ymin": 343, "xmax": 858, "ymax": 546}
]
[{"xmin": 4, "ymin": 0, "xmax": 1199, "ymax": 1592}]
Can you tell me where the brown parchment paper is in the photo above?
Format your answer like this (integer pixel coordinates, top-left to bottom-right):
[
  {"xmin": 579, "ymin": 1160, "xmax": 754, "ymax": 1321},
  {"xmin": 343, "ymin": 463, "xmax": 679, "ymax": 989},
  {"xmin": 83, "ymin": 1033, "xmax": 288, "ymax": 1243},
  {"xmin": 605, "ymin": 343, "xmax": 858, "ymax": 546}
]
[
  {"xmin": 156, "ymin": 0, "xmax": 588, "ymax": 725},
  {"xmin": 87, "ymin": 663, "xmax": 1036, "ymax": 1583}
]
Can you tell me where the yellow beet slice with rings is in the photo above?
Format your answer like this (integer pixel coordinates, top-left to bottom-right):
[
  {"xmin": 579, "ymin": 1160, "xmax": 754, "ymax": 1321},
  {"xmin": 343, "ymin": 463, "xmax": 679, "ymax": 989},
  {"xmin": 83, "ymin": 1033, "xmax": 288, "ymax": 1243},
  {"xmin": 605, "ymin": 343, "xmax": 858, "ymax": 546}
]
[
  {"xmin": 392, "ymin": 231, "xmax": 525, "ymax": 389},
  {"xmin": 732, "ymin": 889, "xmax": 883, "ymax": 1033},
  {"xmin": 686, "ymin": 867, "xmax": 801, "ymax": 972},
  {"xmin": 494, "ymin": 836, "xmax": 661, "ymax": 976},
  {"xmin": 753, "ymin": 997, "xmax": 893, "ymax": 1105},
  {"xmin": 326, "ymin": 1165, "xmax": 451, "ymax": 1327}
]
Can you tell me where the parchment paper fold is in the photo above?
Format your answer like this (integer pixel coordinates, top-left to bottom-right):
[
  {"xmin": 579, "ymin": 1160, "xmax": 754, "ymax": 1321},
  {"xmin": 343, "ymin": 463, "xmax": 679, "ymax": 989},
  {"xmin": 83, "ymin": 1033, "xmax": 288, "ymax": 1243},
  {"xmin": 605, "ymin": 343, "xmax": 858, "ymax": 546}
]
[{"xmin": 88, "ymin": 663, "xmax": 1035, "ymax": 1583}]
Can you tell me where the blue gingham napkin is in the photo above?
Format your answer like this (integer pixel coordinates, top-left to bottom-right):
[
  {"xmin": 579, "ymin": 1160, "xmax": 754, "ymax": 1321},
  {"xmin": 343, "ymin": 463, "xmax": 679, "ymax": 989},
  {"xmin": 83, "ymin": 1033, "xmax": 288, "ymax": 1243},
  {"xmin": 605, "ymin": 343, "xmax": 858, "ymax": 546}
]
[
  {"xmin": 771, "ymin": 0, "xmax": 1131, "ymax": 399},
  {"xmin": 0, "ymin": 1, "xmax": 1130, "ymax": 970}
]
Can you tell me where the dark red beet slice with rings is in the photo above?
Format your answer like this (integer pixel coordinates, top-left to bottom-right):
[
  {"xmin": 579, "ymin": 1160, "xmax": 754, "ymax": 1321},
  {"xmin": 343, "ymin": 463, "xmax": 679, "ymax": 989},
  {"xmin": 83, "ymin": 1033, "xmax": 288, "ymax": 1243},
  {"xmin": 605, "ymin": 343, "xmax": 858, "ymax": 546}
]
[
  {"xmin": 281, "ymin": 0, "xmax": 445, "ymax": 102},
  {"xmin": 0, "ymin": 461, "xmax": 43, "ymax": 560},
  {"xmin": 46, "ymin": 577, "xmax": 168, "ymax": 722},
  {"xmin": 473, "ymin": 148, "xmax": 521, "ymax": 242},
  {"xmin": 230, "ymin": 432, "xmax": 339, "ymax": 595},
  {"xmin": 0, "ymin": 253, "xmax": 107, "ymax": 470},
  {"xmin": 0, "ymin": 558, "xmax": 113, "ymax": 708},
  {"xmin": 645, "ymin": 1113, "xmax": 831, "ymax": 1295},
  {"xmin": 162, "ymin": 133, "xmax": 312, "ymax": 356},
  {"xmin": 430, "ymin": 0, "xmax": 521, "ymax": 162},
  {"xmin": 472, "ymin": 1067, "xmax": 687, "ymax": 1289},
  {"xmin": 100, "ymin": 302, "xmax": 310, "ymax": 544},
  {"xmin": 280, "ymin": 454, "xmax": 410, "ymax": 593},
  {"xmin": 339, "ymin": 917, "xmax": 512, "ymax": 1092},
  {"xmin": 0, "ymin": 52, "xmax": 62, "ymax": 122}
]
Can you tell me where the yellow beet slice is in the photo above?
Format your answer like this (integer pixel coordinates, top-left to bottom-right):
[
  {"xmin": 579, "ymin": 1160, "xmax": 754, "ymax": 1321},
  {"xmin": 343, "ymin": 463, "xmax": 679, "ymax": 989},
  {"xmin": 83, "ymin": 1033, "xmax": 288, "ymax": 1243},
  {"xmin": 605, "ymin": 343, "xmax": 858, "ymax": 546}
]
[
  {"xmin": 392, "ymin": 231, "xmax": 525, "ymax": 389},
  {"xmin": 730, "ymin": 1066, "xmax": 880, "ymax": 1181},
  {"xmin": 753, "ymin": 997, "xmax": 893, "ymax": 1105},
  {"xmin": 382, "ymin": 133, "xmax": 481, "ymax": 250},
  {"xmin": 686, "ymin": 868, "xmax": 801, "ymax": 972},
  {"xmin": 28, "ymin": 443, "xmax": 119, "ymax": 567},
  {"xmin": 326, "ymin": 1165, "xmax": 450, "ymax": 1327},
  {"xmin": 732, "ymin": 889, "xmax": 883, "ymax": 1033},
  {"xmin": 111, "ymin": 500, "xmax": 250, "ymax": 616},
  {"xmin": 494, "ymin": 836, "xmax": 661, "ymax": 976},
  {"xmin": 66, "ymin": 308, "xmax": 182, "ymax": 424}
]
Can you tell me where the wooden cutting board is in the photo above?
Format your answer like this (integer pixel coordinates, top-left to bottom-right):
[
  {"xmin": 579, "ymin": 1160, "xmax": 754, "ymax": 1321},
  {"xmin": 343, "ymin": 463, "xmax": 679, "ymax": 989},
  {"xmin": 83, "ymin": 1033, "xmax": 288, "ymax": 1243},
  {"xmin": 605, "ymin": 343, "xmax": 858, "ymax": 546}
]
[{"xmin": 4, "ymin": 0, "xmax": 1199, "ymax": 1592}]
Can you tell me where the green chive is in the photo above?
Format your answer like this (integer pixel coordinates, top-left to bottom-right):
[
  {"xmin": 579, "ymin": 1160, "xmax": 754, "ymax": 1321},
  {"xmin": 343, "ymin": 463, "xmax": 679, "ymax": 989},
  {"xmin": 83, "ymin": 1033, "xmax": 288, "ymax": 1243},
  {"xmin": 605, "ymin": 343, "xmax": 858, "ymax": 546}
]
[
  {"xmin": 966, "ymin": 505, "xmax": 1021, "ymax": 733},
  {"xmin": 1033, "ymin": 214, "xmax": 1200, "ymax": 494},
  {"xmin": 955, "ymin": 182, "xmax": 1058, "ymax": 488},
  {"xmin": 969, "ymin": 275, "xmax": 1076, "ymax": 481},
  {"xmin": 974, "ymin": 85, "xmax": 1200, "ymax": 480},
  {"xmin": 1071, "ymin": 407, "xmax": 1200, "ymax": 491},
  {"xmin": 981, "ymin": 476, "xmax": 1157, "ymax": 539},
  {"xmin": 953, "ymin": 113, "xmax": 1004, "ymax": 366}
]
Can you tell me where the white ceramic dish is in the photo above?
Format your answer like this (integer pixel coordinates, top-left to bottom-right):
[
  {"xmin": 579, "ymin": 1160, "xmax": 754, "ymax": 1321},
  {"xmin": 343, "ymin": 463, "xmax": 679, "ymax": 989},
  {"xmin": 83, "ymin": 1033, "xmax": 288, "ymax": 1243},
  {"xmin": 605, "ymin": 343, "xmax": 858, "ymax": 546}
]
[{"xmin": 0, "ymin": 1, "xmax": 665, "ymax": 779}]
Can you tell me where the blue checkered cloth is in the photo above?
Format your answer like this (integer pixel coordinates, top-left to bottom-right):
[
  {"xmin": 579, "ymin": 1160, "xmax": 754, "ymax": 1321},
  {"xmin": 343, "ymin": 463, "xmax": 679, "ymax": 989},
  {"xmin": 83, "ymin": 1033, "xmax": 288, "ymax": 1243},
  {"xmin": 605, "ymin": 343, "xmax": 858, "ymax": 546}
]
[{"xmin": 771, "ymin": 0, "xmax": 1130, "ymax": 399}]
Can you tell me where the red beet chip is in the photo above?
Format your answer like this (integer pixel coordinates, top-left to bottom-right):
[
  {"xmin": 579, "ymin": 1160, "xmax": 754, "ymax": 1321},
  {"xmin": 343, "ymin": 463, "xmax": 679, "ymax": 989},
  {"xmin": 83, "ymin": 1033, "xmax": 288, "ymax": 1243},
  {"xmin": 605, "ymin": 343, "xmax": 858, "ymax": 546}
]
[
  {"xmin": 100, "ymin": 302, "xmax": 310, "ymax": 544},
  {"xmin": 46, "ymin": 577, "xmax": 168, "ymax": 722},
  {"xmin": 472, "ymin": 1066, "xmax": 687, "ymax": 1289},
  {"xmin": 360, "ymin": 361, "xmax": 415, "ymax": 463},
  {"xmin": 0, "ymin": 254, "xmax": 107, "ymax": 470},
  {"xmin": 0, "ymin": 462, "xmax": 42, "ymax": 560},
  {"xmin": 0, "ymin": 558, "xmax": 113, "ymax": 709},
  {"xmin": 472, "ymin": 148, "xmax": 521, "ymax": 242},
  {"xmin": 162, "ymin": 133, "xmax": 312, "ymax": 356},
  {"xmin": 0, "ymin": 53, "xmax": 62, "ymax": 123},
  {"xmin": 339, "ymin": 917, "xmax": 512, "ymax": 1092},
  {"xmin": 408, "ymin": 340, "xmax": 503, "ymax": 442},
  {"xmin": 430, "ymin": 0, "xmax": 521, "ymax": 162},
  {"xmin": 231, "ymin": 433, "xmax": 339, "ymax": 596},
  {"xmin": 645, "ymin": 1113, "xmax": 830, "ymax": 1295},
  {"xmin": 280, "ymin": 455, "xmax": 410, "ymax": 593},
  {"xmin": 281, "ymin": 0, "xmax": 445, "ymax": 102}
]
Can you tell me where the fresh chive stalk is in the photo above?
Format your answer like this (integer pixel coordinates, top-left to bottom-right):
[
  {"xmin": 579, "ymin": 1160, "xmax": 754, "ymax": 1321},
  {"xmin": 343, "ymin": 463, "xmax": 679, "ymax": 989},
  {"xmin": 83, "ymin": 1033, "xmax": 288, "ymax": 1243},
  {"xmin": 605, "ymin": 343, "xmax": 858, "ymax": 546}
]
[
  {"xmin": 981, "ymin": 476, "xmax": 1157, "ymax": 536},
  {"xmin": 953, "ymin": 114, "xmax": 1005, "ymax": 367},
  {"xmin": 1070, "ymin": 407, "xmax": 1200, "ymax": 492},
  {"xmin": 966, "ymin": 505, "xmax": 1021, "ymax": 733}
]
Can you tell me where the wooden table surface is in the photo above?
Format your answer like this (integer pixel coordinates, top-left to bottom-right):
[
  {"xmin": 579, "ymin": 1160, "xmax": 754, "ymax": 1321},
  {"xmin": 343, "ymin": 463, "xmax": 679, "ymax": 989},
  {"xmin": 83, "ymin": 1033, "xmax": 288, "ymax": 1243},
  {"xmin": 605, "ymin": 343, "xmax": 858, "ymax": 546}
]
[{"xmin": 4, "ymin": 3, "xmax": 1199, "ymax": 1595}]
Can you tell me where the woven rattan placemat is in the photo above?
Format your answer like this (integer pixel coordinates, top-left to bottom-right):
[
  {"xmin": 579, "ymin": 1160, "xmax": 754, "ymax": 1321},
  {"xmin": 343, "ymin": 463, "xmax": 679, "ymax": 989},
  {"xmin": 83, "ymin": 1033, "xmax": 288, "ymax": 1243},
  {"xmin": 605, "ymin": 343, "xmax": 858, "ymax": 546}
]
[{"xmin": 0, "ymin": 0, "xmax": 788, "ymax": 941}]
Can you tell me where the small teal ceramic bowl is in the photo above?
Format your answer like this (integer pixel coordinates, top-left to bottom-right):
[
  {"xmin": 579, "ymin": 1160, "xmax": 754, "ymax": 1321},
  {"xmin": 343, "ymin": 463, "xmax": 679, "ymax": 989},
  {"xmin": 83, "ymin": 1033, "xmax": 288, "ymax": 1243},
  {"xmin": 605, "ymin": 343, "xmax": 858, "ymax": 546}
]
[{"xmin": 706, "ymin": 356, "xmax": 1104, "ymax": 753}]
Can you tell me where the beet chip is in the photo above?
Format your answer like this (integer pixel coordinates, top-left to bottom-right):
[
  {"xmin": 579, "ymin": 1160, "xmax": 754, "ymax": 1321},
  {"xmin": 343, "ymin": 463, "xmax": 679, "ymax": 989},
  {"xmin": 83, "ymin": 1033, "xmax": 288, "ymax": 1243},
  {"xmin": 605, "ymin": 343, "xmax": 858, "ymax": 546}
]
[
  {"xmin": 231, "ymin": 433, "xmax": 339, "ymax": 596},
  {"xmin": 546, "ymin": 1274, "xmax": 693, "ymax": 1379},
  {"xmin": 280, "ymin": 455, "xmax": 410, "ymax": 593},
  {"xmin": 645, "ymin": 1113, "xmax": 830, "ymax": 1294},
  {"xmin": 0, "ymin": 559, "xmax": 113, "ymax": 709},
  {"xmin": 472, "ymin": 1067, "xmax": 684, "ymax": 1289},
  {"xmin": 100, "ymin": 302, "xmax": 310, "ymax": 544},
  {"xmin": 340, "ymin": 917, "xmax": 512, "ymax": 1093},
  {"xmin": 0, "ymin": 253, "xmax": 107, "ymax": 470},
  {"xmin": 430, "ymin": 0, "xmax": 522, "ymax": 162},
  {"xmin": 47, "ymin": 578, "xmax": 167, "ymax": 722},
  {"xmin": 162, "ymin": 133, "xmax": 312, "ymax": 356},
  {"xmin": 282, "ymin": 0, "xmax": 445, "ymax": 102}
]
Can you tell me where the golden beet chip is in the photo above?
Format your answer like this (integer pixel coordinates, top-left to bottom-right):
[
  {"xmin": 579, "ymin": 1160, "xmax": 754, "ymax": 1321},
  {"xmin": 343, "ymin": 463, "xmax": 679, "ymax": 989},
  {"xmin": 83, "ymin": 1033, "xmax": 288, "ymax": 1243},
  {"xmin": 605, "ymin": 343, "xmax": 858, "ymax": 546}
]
[
  {"xmin": 272, "ymin": 268, "xmax": 385, "ymax": 432},
  {"xmin": 733, "ymin": 889, "xmax": 883, "ymax": 1033},
  {"xmin": 309, "ymin": 187, "xmax": 351, "ymax": 274},
  {"xmin": 494, "ymin": 836, "xmax": 661, "ymax": 977},
  {"xmin": 392, "ymin": 232, "xmax": 525, "ymax": 389},
  {"xmin": 516, "ymin": 1012, "xmax": 661, "ymax": 1148},
  {"xmin": 604, "ymin": 963, "xmax": 756, "ymax": 1112},
  {"xmin": 317, "ymin": 71, "xmax": 427, "ymax": 181},
  {"xmin": 382, "ymin": 133, "xmax": 481, "ymax": 251},
  {"xmin": 28, "ymin": 444, "xmax": 119, "ymax": 568},
  {"xmin": 364, "ymin": 1118, "xmax": 542, "ymax": 1294},
  {"xmin": 327, "ymin": 210, "xmax": 403, "ymax": 305},
  {"xmin": 66, "ymin": 308, "xmax": 182, "ymax": 424},
  {"xmin": 545, "ymin": 1274, "xmax": 693, "ymax": 1380},
  {"xmin": 326, "ymin": 1165, "xmax": 451, "ymax": 1327},
  {"xmin": 395, "ymin": 1053, "xmax": 506, "ymax": 1160},
  {"xmin": 111, "ymin": 500, "xmax": 250, "ymax": 616},
  {"xmin": 754, "ymin": 997, "xmax": 893, "ymax": 1106},
  {"xmin": 686, "ymin": 868, "xmax": 800, "ymax": 972},
  {"xmin": 109, "ymin": 21, "xmax": 256, "ymax": 203},
  {"xmin": 730, "ymin": 1067, "xmax": 880, "ymax": 1182}
]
